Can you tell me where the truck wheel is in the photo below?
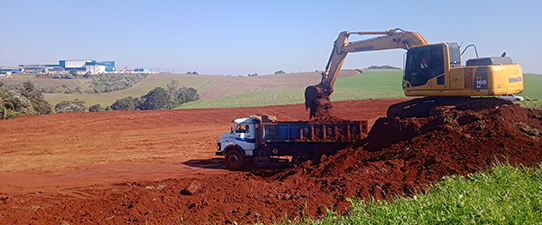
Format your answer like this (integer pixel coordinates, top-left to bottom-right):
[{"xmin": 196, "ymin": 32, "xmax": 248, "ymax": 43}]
[
  {"xmin": 293, "ymin": 155, "xmax": 309, "ymax": 166},
  {"xmin": 225, "ymin": 149, "xmax": 244, "ymax": 170}
]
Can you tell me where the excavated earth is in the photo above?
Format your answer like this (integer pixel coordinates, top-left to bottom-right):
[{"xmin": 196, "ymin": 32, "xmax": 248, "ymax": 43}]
[{"xmin": 1, "ymin": 99, "xmax": 542, "ymax": 224}]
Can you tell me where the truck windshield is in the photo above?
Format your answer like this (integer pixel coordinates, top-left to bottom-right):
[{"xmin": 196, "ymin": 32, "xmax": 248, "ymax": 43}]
[{"xmin": 235, "ymin": 124, "xmax": 250, "ymax": 133}]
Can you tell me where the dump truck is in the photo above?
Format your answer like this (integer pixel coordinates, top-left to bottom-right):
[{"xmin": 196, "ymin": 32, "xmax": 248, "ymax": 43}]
[{"xmin": 216, "ymin": 115, "xmax": 368, "ymax": 170}]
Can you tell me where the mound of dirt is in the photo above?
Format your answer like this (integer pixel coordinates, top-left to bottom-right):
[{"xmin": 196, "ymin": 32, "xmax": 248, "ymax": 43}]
[{"xmin": 1, "ymin": 102, "xmax": 541, "ymax": 224}]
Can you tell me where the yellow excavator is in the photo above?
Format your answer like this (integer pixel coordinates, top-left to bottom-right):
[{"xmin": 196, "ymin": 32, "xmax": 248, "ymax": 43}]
[{"xmin": 305, "ymin": 28, "xmax": 523, "ymax": 118}]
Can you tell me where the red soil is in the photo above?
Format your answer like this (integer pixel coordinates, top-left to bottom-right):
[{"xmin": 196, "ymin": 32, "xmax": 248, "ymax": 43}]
[{"xmin": 1, "ymin": 99, "xmax": 541, "ymax": 224}]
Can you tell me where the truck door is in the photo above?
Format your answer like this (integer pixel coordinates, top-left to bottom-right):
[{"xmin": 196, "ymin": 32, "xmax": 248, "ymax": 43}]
[{"xmin": 233, "ymin": 123, "xmax": 256, "ymax": 156}]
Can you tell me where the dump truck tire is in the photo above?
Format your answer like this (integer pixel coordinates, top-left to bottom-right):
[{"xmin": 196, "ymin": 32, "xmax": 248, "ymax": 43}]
[
  {"xmin": 293, "ymin": 155, "xmax": 309, "ymax": 166},
  {"xmin": 225, "ymin": 149, "xmax": 244, "ymax": 170}
]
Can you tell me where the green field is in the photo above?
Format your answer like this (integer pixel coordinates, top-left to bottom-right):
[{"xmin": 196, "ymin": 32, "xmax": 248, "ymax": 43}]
[
  {"xmin": 310, "ymin": 163, "xmax": 542, "ymax": 224},
  {"xmin": 521, "ymin": 73, "xmax": 542, "ymax": 99},
  {"xmin": 180, "ymin": 71, "xmax": 542, "ymax": 109},
  {"xmin": 178, "ymin": 88, "xmax": 305, "ymax": 109},
  {"xmin": 34, "ymin": 71, "xmax": 542, "ymax": 109}
]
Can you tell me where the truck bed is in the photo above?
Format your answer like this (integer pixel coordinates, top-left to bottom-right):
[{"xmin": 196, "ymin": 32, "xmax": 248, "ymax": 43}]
[{"xmin": 263, "ymin": 121, "xmax": 368, "ymax": 142}]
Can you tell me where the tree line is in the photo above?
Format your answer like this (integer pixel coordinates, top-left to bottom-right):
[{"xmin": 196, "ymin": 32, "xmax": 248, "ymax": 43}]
[
  {"xmin": 0, "ymin": 81, "xmax": 52, "ymax": 119},
  {"xmin": 54, "ymin": 80, "xmax": 200, "ymax": 113},
  {"xmin": 3, "ymin": 73, "xmax": 149, "ymax": 95},
  {"xmin": 0, "ymin": 80, "xmax": 200, "ymax": 119}
]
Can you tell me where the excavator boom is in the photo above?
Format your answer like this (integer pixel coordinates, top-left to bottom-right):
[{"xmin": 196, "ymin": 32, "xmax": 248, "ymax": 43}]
[{"xmin": 305, "ymin": 29, "xmax": 428, "ymax": 118}]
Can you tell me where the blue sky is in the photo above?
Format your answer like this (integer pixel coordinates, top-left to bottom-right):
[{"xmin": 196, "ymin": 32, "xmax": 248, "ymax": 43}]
[{"xmin": 1, "ymin": 0, "xmax": 541, "ymax": 75}]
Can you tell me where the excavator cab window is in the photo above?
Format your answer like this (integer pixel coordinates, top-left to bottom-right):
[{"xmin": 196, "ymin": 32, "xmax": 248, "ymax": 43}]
[
  {"xmin": 448, "ymin": 43, "xmax": 461, "ymax": 68},
  {"xmin": 405, "ymin": 45, "xmax": 445, "ymax": 87}
]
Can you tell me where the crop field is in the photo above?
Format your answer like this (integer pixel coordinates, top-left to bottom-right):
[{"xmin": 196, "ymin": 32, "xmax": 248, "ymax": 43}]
[{"xmin": 178, "ymin": 70, "xmax": 406, "ymax": 109}]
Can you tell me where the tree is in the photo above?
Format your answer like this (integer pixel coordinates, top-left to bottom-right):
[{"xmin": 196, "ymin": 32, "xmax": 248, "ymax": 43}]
[
  {"xmin": 1, "ymin": 90, "xmax": 35, "ymax": 118},
  {"xmin": 110, "ymin": 96, "xmax": 139, "ymax": 110},
  {"xmin": 69, "ymin": 69, "xmax": 78, "ymax": 77},
  {"xmin": 54, "ymin": 99, "xmax": 87, "ymax": 113},
  {"xmin": 139, "ymin": 87, "xmax": 170, "ymax": 110},
  {"xmin": 20, "ymin": 81, "xmax": 52, "ymax": 115},
  {"xmin": 192, "ymin": 71, "xmax": 198, "ymax": 75},
  {"xmin": 177, "ymin": 87, "xmax": 200, "ymax": 104},
  {"xmin": 274, "ymin": 70, "xmax": 286, "ymax": 74},
  {"xmin": 164, "ymin": 80, "xmax": 200, "ymax": 108},
  {"xmin": 89, "ymin": 104, "xmax": 104, "ymax": 112}
]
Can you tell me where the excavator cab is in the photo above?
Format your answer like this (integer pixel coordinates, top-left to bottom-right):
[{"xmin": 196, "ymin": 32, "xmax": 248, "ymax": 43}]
[
  {"xmin": 403, "ymin": 42, "xmax": 522, "ymax": 97},
  {"xmin": 404, "ymin": 43, "xmax": 458, "ymax": 89}
]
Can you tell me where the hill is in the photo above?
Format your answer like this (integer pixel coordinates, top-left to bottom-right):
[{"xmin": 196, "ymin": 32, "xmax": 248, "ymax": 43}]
[
  {"xmin": 40, "ymin": 70, "xmax": 360, "ymax": 107},
  {"xmin": 5, "ymin": 70, "xmax": 540, "ymax": 109}
]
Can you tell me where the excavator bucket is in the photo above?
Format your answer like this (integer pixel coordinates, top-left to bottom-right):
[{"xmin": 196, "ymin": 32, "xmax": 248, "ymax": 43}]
[
  {"xmin": 304, "ymin": 85, "xmax": 332, "ymax": 118},
  {"xmin": 304, "ymin": 85, "xmax": 319, "ymax": 111}
]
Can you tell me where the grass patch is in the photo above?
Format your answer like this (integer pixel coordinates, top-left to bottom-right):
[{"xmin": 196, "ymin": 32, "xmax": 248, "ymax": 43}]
[
  {"xmin": 178, "ymin": 88, "xmax": 305, "ymax": 109},
  {"xmin": 309, "ymin": 163, "xmax": 542, "ymax": 224},
  {"xmin": 331, "ymin": 70, "xmax": 405, "ymax": 101},
  {"xmin": 521, "ymin": 73, "xmax": 542, "ymax": 100}
]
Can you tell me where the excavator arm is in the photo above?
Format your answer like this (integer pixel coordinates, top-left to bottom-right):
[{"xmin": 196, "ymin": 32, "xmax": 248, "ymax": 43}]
[{"xmin": 305, "ymin": 28, "xmax": 428, "ymax": 118}]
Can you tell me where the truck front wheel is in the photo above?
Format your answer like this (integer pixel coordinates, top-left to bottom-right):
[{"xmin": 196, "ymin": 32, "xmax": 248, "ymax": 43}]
[{"xmin": 225, "ymin": 149, "xmax": 244, "ymax": 170}]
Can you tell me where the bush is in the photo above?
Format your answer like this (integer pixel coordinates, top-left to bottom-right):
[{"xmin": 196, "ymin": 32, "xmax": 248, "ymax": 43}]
[
  {"xmin": 139, "ymin": 87, "xmax": 170, "ymax": 110},
  {"xmin": 54, "ymin": 99, "xmax": 88, "ymax": 113},
  {"xmin": 1, "ymin": 90, "xmax": 36, "ymax": 116},
  {"xmin": 89, "ymin": 104, "xmax": 105, "ymax": 112},
  {"xmin": 110, "ymin": 96, "xmax": 140, "ymax": 111},
  {"xmin": 20, "ymin": 81, "xmax": 52, "ymax": 115},
  {"xmin": 108, "ymin": 80, "xmax": 200, "ymax": 111}
]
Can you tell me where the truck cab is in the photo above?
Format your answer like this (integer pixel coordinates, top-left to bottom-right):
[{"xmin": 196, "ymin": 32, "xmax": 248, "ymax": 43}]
[{"xmin": 216, "ymin": 116, "xmax": 262, "ymax": 170}]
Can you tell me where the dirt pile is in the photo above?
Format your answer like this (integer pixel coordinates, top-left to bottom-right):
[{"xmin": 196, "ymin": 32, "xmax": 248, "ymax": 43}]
[{"xmin": 1, "ymin": 101, "xmax": 541, "ymax": 224}]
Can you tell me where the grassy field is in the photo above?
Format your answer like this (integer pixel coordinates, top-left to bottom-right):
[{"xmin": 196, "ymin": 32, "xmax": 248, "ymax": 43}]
[
  {"xmin": 36, "ymin": 71, "xmax": 541, "ymax": 109},
  {"xmin": 178, "ymin": 88, "xmax": 305, "ymax": 109},
  {"xmin": 288, "ymin": 163, "xmax": 542, "ymax": 224},
  {"xmin": 180, "ymin": 71, "xmax": 541, "ymax": 109}
]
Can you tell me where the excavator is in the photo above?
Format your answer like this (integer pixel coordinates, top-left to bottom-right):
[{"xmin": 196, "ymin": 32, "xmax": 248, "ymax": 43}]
[{"xmin": 304, "ymin": 28, "xmax": 523, "ymax": 118}]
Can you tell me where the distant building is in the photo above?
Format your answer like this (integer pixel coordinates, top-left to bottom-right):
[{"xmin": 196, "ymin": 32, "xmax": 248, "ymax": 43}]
[
  {"xmin": 134, "ymin": 68, "xmax": 149, "ymax": 72},
  {"xmin": 13, "ymin": 59, "xmax": 116, "ymax": 74},
  {"xmin": 60, "ymin": 60, "xmax": 116, "ymax": 73},
  {"xmin": 0, "ymin": 67, "xmax": 19, "ymax": 75}
]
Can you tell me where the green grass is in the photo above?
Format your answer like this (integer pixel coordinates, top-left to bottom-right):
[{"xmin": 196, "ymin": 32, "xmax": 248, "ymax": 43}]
[
  {"xmin": 178, "ymin": 88, "xmax": 305, "ymax": 109},
  {"xmin": 298, "ymin": 163, "xmax": 542, "ymax": 224},
  {"xmin": 331, "ymin": 70, "xmax": 405, "ymax": 101},
  {"xmin": 521, "ymin": 73, "xmax": 542, "ymax": 100}
]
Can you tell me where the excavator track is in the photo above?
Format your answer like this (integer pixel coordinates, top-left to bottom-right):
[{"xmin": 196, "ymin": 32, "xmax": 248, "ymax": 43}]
[{"xmin": 386, "ymin": 97, "xmax": 513, "ymax": 119}]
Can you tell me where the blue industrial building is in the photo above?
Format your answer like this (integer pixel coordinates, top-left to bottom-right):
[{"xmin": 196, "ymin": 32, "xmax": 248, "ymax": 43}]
[{"xmin": 3, "ymin": 59, "xmax": 116, "ymax": 74}]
